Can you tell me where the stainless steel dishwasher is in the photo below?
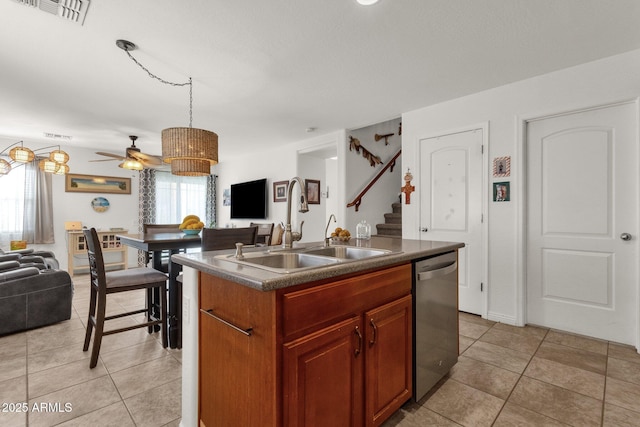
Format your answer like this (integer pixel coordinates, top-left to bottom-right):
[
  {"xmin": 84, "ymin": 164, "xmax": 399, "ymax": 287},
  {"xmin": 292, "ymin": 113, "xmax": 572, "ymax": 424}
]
[{"xmin": 413, "ymin": 250, "xmax": 459, "ymax": 401}]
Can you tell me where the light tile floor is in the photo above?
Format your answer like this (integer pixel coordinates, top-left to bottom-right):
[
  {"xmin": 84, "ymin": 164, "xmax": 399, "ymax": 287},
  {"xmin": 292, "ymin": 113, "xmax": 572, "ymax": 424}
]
[{"xmin": 2, "ymin": 274, "xmax": 640, "ymax": 426}]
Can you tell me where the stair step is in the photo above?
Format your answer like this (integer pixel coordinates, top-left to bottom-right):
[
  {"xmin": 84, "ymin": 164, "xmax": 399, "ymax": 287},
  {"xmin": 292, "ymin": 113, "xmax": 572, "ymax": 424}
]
[
  {"xmin": 376, "ymin": 223, "xmax": 402, "ymax": 237},
  {"xmin": 384, "ymin": 213, "xmax": 402, "ymax": 224},
  {"xmin": 392, "ymin": 202, "xmax": 402, "ymax": 214}
]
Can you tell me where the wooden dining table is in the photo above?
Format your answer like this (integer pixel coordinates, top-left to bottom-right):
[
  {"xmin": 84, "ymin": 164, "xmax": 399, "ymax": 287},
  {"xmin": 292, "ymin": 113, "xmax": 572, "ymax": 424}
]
[{"xmin": 117, "ymin": 232, "xmax": 202, "ymax": 349}]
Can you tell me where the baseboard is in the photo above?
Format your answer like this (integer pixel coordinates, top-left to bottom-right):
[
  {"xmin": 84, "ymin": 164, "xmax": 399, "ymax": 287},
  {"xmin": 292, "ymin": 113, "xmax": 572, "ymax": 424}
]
[{"xmin": 487, "ymin": 311, "xmax": 520, "ymax": 326}]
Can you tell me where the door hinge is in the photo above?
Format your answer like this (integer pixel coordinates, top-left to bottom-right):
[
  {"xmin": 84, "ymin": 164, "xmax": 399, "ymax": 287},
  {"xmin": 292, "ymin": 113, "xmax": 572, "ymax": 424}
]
[
  {"xmin": 481, "ymin": 145, "xmax": 484, "ymax": 154},
  {"xmin": 480, "ymin": 282, "xmax": 484, "ymax": 292},
  {"xmin": 481, "ymin": 214, "xmax": 484, "ymax": 223}
]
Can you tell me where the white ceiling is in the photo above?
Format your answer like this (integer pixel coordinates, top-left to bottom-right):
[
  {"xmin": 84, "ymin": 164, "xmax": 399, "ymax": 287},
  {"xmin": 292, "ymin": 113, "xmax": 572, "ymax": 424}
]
[{"xmin": 1, "ymin": 0, "xmax": 639, "ymax": 161}]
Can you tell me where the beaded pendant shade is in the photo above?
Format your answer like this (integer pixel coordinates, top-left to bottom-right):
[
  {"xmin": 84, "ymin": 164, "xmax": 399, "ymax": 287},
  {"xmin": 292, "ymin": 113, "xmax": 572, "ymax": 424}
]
[
  {"xmin": 39, "ymin": 158, "xmax": 60, "ymax": 173},
  {"xmin": 49, "ymin": 149, "xmax": 69, "ymax": 163},
  {"xmin": 10, "ymin": 146, "xmax": 35, "ymax": 163},
  {"xmin": 0, "ymin": 158, "xmax": 10, "ymax": 175},
  {"xmin": 117, "ymin": 39, "xmax": 218, "ymax": 176}
]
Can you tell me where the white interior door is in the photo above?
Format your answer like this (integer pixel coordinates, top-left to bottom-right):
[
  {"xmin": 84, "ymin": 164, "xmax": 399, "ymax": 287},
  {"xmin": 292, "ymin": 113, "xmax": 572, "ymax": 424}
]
[
  {"xmin": 526, "ymin": 102, "xmax": 638, "ymax": 345},
  {"xmin": 420, "ymin": 128, "xmax": 484, "ymax": 315}
]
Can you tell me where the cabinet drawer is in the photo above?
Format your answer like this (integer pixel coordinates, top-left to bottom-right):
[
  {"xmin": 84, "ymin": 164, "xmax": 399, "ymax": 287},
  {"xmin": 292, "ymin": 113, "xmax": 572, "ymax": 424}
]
[{"xmin": 281, "ymin": 264, "xmax": 411, "ymax": 340}]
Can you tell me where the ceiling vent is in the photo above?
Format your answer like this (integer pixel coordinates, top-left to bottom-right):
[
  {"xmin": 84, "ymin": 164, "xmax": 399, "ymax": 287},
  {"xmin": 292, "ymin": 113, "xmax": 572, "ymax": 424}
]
[{"xmin": 11, "ymin": 0, "xmax": 90, "ymax": 25}]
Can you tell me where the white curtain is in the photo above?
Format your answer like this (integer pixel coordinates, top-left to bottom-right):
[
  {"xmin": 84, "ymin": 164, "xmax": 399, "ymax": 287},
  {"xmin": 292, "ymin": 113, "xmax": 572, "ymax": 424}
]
[
  {"xmin": 155, "ymin": 171, "xmax": 208, "ymax": 225},
  {"xmin": 23, "ymin": 159, "xmax": 54, "ymax": 244},
  {"xmin": 0, "ymin": 165, "xmax": 26, "ymax": 246}
]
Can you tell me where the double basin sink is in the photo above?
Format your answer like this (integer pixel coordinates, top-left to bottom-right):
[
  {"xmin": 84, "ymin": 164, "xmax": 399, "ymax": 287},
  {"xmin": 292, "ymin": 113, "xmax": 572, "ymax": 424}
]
[{"xmin": 215, "ymin": 245, "xmax": 396, "ymax": 274}]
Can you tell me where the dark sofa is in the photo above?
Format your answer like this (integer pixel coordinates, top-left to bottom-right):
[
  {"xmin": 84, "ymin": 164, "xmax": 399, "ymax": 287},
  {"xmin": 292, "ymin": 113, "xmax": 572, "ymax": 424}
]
[{"xmin": 0, "ymin": 253, "xmax": 73, "ymax": 336}]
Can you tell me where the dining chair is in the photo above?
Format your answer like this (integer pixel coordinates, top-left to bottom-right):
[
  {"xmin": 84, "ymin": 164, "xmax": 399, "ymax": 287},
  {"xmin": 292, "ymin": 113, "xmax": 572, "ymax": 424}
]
[
  {"xmin": 143, "ymin": 223, "xmax": 182, "ymax": 273},
  {"xmin": 249, "ymin": 222, "xmax": 274, "ymax": 246},
  {"xmin": 83, "ymin": 227, "xmax": 168, "ymax": 369},
  {"xmin": 201, "ymin": 226, "xmax": 259, "ymax": 251}
]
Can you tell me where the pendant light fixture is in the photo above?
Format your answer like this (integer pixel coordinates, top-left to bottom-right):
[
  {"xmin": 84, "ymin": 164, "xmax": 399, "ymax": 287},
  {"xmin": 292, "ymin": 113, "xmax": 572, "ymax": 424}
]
[
  {"xmin": 116, "ymin": 40, "xmax": 218, "ymax": 176},
  {"xmin": 0, "ymin": 141, "xmax": 70, "ymax": 176}
]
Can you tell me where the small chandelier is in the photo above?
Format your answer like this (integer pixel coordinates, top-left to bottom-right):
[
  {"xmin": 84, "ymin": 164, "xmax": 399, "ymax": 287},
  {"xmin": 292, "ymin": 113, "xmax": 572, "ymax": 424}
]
[
  {"xmin": 0, "ymin": 141, "xmax": 70, "ymax": 177},
  {"xmin": 117, "ymin": 39, "xmax": 218, "ymax": 176}
]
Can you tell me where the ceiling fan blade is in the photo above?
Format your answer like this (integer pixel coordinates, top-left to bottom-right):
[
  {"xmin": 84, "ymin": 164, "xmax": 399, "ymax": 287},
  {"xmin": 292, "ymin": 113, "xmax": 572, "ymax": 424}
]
[
  {"xmin": 89, "ymin": 158, "xmax": 119, "ymax": 162},
  {"xmin": 131, "ymin": 151, "xmax": 164, "ymax": 165},
  {"xmin": 95, "ymin": 152, "xmax": 126, "ymax": 160}
]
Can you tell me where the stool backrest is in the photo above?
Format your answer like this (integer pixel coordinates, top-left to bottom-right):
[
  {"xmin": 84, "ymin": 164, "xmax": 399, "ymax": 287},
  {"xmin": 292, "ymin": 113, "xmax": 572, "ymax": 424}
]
[
  {"xmin": 83, "ymin": 228, "xmax": 107, "ymax": 292},
  {"xmin": 249, "ymin": 222, "xmax": 274, "ymax": 245},
  {"xmin": 201, "ymin": 226, "xmax": 258, "ymax": 251},
  {"xmin": 143, "ymin": 223, "xmax": 182, "ymax": 234}
]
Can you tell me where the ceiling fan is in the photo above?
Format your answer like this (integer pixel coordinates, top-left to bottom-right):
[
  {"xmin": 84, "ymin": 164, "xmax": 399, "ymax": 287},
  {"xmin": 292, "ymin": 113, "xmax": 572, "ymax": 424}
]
[{"xmin": 91, "ymin": 135, "xmax": 165, "ymax": 170}]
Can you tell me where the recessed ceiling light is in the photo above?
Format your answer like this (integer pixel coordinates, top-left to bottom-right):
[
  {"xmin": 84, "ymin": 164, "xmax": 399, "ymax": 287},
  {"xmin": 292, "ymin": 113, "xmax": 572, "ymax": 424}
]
[{"xmin": 357, "ymin": 0, "xmax": 379, "ymax": 5}]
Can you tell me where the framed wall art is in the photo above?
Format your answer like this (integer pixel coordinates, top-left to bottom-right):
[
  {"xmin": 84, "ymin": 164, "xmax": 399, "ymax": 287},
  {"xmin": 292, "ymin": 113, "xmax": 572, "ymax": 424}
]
[
  {"xmin": 65, "ymin": 173, "xmax": 131, "ymax": 194},
  {"xmin": 493, "ymin": 181, "xmax": 510, "ymax": 202},
  {"xmin": 273, "ymin": 181, "xmax": 288, "ymax": 202},
  {"xmin": 306, "ymin": 179, "xmax": 321, "ymax": 204},
  {"xmin": 493, "ymin": 156, "xmax": 511, "ymax": 177}
]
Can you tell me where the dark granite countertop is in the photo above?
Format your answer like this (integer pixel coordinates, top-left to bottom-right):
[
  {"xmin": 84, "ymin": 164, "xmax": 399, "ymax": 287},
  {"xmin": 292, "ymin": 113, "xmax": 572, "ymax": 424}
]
[{"xmin": 172, "ymin": 236, "xmax": 464, "ymax": 291}]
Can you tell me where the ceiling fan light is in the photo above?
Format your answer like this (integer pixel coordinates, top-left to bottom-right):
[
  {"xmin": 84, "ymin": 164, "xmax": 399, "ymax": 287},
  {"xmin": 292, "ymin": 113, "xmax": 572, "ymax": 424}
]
[
  {"xmin": 49, "ymin": 149, "xmax": 69, "ymax": 163},
  {"xmin": 0, "ymin": 158, "xmax": 11, "ymax": 175},
  {"xmin": 39, "ymin": 158, "xmax": 60, "ymax": 173},
  {"xmin": 9, "ymin": 146, "xmax": 35, "ymax": 163},
  {"xmin": 161, "ymin": 127, "xmax": 218, "ymax": 164},
  {"xmin": 119, "ymin": 158, "xmax": 144, "ymax": 171},
  {"xmin": 170, "ymin": 158, "xmax": 211, "ymax": 176}
]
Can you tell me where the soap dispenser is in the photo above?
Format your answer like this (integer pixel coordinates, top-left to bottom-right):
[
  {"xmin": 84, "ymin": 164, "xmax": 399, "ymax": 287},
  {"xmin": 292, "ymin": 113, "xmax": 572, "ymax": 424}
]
[{"xmin": 356, "ymin": 220, "xmax": 371, "ymax": 240}]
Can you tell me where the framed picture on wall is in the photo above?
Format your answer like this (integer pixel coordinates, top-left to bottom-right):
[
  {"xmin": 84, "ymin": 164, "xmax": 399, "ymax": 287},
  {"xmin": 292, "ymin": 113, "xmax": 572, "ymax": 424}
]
[
  {"xmin": 306, "ymin": 179, "xmax": 321, "ymax": 204},
  {"xmin": 493, "ymin": 156, "xmax": 511, "ymax": 177},
  {"xmin": 65, "ymin": 173, "xmax": 131, "ymax": 194},
  {"xmin": 273, "ymin": 181, "xmax": 288, "ymax": 202},
  {"xmin": 493, "ymin": 181, "xmax": 510, "ymax": 202}
]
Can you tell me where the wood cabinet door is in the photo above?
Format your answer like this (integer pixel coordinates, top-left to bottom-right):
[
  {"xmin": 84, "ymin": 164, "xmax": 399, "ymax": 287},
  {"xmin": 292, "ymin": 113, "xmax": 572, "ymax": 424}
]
[
  {"xmin": 283, "ymin": 316, "xmax": 364, "ymax": 427},
  {"xmin": 364, "ymin": 295, "xmax": 413, "ymax": 427}
]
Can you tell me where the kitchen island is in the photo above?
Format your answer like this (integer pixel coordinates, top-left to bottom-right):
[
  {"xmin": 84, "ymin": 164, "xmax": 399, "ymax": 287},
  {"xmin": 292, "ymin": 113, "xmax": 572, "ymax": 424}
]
[{"xmin": 173, "ymin": 236, "xmax": 464, "ymax": 427}]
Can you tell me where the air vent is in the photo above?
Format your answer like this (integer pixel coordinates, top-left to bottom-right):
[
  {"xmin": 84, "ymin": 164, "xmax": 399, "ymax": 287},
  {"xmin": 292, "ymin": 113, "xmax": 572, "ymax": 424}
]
[
  {"xmin": 11, "ymin": 0, "xmax": 90, "ymax": 25},
  {"xmin": 43, "ymin": 132, "xmax": 72, "ymax": 141}
]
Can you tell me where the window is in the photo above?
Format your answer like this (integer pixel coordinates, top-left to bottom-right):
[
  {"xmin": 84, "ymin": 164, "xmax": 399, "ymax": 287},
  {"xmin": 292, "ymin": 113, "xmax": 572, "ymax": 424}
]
[
  {"xmin": 0, "ymin": 166, "xmax": 26, "ymax": 245},
  {"xmin": 154, "ymin": 171, "xmax": 208, "ymax": 225}
]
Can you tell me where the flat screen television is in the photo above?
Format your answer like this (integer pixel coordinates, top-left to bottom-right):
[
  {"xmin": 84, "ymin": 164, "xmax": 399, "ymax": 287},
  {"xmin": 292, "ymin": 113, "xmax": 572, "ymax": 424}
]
[{"xmin": 230, "ymin": 178, "xmax": 268, "ymax": 219}]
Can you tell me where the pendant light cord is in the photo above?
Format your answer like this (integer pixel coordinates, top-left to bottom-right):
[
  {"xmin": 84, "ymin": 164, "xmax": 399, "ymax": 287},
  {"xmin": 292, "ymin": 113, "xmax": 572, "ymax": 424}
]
[{"xmin": 123, "ymin": 48, "xmax": 194, "ymax": 128}]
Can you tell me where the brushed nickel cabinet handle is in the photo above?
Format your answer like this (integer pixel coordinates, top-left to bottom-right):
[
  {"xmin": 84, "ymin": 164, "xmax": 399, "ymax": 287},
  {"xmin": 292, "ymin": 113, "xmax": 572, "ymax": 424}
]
[{"xmin": 200, "ymin": 308, "xmax": 253, "ymax": 336}]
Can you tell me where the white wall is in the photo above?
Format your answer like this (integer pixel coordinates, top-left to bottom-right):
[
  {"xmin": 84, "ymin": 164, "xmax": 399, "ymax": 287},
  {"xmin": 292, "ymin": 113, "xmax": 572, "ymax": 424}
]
[
  {"xmin": 0, "ymin": 139, "xmax": 140, "ymax": 270},
  {"xmin": 402, "ymin": 48, "xmax": 640, "ymax": 324},
  {"xmin": 214, "ymin": 131, "xmax": 346, "ymax": 243},
  {"xmin": 345, "ymin": 118, "xmax": 402, "ymax": 236}
]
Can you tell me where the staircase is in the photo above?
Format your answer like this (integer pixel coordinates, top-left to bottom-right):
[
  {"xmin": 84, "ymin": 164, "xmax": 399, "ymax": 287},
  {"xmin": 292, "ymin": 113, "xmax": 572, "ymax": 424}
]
[{"xmin": 375, "ymin": 202, "xmax": 402, "ymax": 237}]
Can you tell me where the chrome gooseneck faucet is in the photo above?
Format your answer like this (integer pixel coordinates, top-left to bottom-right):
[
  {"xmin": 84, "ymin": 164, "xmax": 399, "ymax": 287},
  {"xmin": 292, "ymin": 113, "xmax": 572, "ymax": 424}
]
[
  {"xmin": 283, "ymin": 176, "xmax": 309, "ymax": 248},
  {"xmin": 324, "ymin": 214, "xmax": 336, "ymax": 247}
]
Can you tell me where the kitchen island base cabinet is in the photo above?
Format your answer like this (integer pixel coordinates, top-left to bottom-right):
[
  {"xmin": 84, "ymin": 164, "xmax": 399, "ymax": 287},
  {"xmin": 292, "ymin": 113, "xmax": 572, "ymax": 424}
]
[{"xmin": 198, "ymin": 264, "xmax": 412, "ymax": 427}]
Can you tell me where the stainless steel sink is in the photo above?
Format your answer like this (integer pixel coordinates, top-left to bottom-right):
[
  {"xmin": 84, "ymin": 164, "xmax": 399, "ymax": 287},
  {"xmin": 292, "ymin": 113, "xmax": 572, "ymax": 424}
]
[
  {"xmin": 215, "ymin": 245, "xmax": 397, "ymax": 274},
  {"xmin": 216, "ymin": 251, "xmax": 339, "ymax": 273},
  {"xmin": 302, "ymin": 246, "xmax": 391, "ymax": 259}
]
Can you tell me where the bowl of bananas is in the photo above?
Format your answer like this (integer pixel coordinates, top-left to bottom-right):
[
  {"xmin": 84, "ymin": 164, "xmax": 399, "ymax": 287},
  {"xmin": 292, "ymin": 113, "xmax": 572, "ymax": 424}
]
[{"xmin": 179, "ymin": 215, "xmax": 205, "ymax": 234}]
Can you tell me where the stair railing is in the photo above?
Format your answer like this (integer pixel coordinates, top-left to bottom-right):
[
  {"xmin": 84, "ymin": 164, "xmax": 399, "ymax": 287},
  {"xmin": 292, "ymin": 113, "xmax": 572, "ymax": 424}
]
[{"xmin": 347, "ymin": 150, "xmax": 401, "ymax": 212}]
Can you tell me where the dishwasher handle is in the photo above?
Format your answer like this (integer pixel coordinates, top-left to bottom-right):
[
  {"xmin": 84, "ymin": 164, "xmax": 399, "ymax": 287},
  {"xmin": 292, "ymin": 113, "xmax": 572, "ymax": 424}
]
[{"xmin": 417, "ymin": 260, "xmax": 457, "ymax": 281}]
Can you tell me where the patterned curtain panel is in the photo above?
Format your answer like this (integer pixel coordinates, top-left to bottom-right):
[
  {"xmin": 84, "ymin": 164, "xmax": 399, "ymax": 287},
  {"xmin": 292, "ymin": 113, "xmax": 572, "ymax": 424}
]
[
  {"xmin": 206, "ymin": 174, "xmax": 217, "ymax": 228},
  {"xmin": 137, "ymin": 169, "xmax": 156, "ymax": 265}
]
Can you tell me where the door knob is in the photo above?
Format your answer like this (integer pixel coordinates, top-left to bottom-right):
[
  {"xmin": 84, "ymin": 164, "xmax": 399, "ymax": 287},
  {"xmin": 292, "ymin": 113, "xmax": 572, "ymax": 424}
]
[
  {"xmin": 621, "ymin": 233, "xmax": 632, "ymax": 241},
  {"xmin": 421, "ymin": 228, "xmax": 428, "ymax": 232}
]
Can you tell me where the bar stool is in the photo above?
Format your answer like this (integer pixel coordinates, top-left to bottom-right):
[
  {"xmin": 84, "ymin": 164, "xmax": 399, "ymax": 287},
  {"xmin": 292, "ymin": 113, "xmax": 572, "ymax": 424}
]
[{"xmin": 82, "ymin": 227, "xmax": 168, "ymax": 369}]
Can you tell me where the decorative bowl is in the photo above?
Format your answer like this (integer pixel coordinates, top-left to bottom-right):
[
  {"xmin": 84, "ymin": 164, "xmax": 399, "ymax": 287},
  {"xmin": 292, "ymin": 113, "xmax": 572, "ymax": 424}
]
[
  {"xmin": 182, "ymin": 229, "xmax": 202, "ymax": 235},
  {"xmin": 331, "ymin": 236, "xmax": 351, "ymax": 243}
]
